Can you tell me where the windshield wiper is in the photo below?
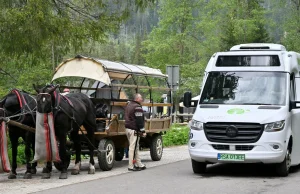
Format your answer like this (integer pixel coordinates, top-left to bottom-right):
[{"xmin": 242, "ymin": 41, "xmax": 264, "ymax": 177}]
[{"xmin": 241, "ymin": 103, "xmax": 273, "ymax": 105}]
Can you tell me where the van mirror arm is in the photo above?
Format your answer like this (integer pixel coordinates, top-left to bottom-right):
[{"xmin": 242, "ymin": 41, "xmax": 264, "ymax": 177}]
[{"xmin": 291, "ymin": 101, "xmax": 300, "ymax": 109}]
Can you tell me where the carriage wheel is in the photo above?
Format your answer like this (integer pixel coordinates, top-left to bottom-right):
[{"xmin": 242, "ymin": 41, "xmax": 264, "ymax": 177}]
[
  {"xmin": 54, "ymin": 152, "xmax": 71, "ymax": 171},
  {"xmin": 150, "ymin": 134, "xmax": 163, "ymax": 161},
  {"xmin": 115, "ymin": 148, "xmax": 125, "ymax": 161},
  {"xmin": 98, "ymin": 139, "xmax": 115, "ymax": 171}
]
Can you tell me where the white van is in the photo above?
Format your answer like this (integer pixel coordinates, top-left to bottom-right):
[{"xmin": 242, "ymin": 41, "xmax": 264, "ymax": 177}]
[{"xmin": 184, "ymin": 43, "xmax": 300, "ymax": 176}]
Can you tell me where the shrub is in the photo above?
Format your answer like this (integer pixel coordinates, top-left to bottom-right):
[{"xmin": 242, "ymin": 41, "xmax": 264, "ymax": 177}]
[
  {"xmin": 163, "ymin": 124, "xmax": 190, "ymax": 147},
  {"xmin": 7, "ymin": 138, "xmax": 27, "ymax": 165}
]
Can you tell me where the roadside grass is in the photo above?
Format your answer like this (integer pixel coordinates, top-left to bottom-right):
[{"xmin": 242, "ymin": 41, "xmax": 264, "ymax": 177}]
[{"xmin": 163, "ymin": 124, "xmax": 189, "ymax": 147}]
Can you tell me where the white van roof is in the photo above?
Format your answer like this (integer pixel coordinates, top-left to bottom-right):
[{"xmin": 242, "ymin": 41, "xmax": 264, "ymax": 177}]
[{"xmin": 230, "ymin": 43, "xmax": 286, "ymax": 51}]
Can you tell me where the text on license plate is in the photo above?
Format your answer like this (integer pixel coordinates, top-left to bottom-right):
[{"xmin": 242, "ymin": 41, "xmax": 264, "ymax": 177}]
[{"xmin": 217, "ymin": 153, "xmax": 245, "ymax": 161}]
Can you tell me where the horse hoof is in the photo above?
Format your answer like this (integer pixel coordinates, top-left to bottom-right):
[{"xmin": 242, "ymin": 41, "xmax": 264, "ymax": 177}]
[
  {"xmin": 71, "ymin": 169, "xmax": 80, "ymax": 175},
  {"xmin": 41, "ymin": 173, "xmax": 51, "ymax": 179},
  {"xmin": 59, "ymin": 172, "xmax": 68, "ymax": 179},
  {"xmin": 42, "ymin": 168, "xmax": 48, "ymax": 174},
  {"xmin": 88, "ymin": 167, "xmax": 95, "ymax": 174},
  {"xmin": 8, "ymin": 173, "xmax": 17, "ymax": 179},
  {"xmin": 24, "ymin": 173, "xmax": 32, "ymax": 179},
  {"xmin": 31, "ymin": 168, "xmax": 37, "ymax": 174}
]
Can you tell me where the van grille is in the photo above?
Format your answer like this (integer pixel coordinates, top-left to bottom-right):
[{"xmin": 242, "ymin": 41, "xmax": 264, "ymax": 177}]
[
  {"xmin": 204, "ymin": 122, "xmax": 263, "ymax": 143},
  {"xmin": 212, "ymin": 144, "xmax": 229, "ymax": 150},
  {"xmin": 235, "ymin": 145, "xmax": 254, "ymax": 151},
  {"xmin": 212, "ymin": 144, "xmax": 255, "ymax": 151}
]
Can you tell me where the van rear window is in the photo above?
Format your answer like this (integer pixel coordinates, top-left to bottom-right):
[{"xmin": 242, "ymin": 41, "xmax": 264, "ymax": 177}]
[{"xmin": 216, "ymin": 55, "xmax": 280, "ymax": 67}]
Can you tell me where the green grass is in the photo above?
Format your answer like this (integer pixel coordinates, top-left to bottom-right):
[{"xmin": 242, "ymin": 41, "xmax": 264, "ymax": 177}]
[
  {"xmin": 7, "ymin": 138, "xmax": 27, "ymax": 165},
  {"xmin": 163, "ymin": 124, "xmax": 190, "ymax": 147}
]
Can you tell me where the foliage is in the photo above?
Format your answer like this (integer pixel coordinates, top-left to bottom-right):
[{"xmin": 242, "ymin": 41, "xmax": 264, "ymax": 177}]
[
  {"xmin": 0, "ymin": 0, "xmax": 155, "ymax": 98},
  {"xmin": 143, "ymin": 0, "xmax": 272, "ymax": 98},
  {"xmin": 0, "ymin": 0, "xmax": 299, "ymax": 101},
  {"xmin": 143, "ymin": 0, "xmax": 203, "ymax": 96},
  {"xmin": 218, "ymin": 0, "xmax": 271, "ymax": 51},
  {"xmin": 278, "ymin": 0, "xmax": 300, "ymax": 52},
  {"xmin": 7, "ymin": 137, "xmax": 27, "ymax": 165},
  {"xmin": 0, "ymin": 0, "xmax": 155, "ymax": 61},
  {"xmin": 163, "ymin": 124, "xmax": 189, "ymax": 147}
]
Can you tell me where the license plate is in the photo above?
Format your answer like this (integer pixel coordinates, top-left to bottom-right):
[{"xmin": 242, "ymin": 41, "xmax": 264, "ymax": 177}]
[{"xmin": 217, "ymin": 153, "xmax": 245, "ymax": 161}]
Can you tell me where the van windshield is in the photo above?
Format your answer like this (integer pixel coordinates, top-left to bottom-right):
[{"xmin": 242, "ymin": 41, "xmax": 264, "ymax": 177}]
[{"xmin": 200, "ymin": 72, "xmax": 287, "ymax": 105}]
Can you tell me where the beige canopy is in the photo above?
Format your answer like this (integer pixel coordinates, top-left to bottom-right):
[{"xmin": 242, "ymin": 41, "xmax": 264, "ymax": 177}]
[{"xmin": 52, "ymin": 55, "xmax": 167, "ymax": 85}]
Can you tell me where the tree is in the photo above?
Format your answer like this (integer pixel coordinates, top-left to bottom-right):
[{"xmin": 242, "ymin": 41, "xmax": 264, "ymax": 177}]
[
  {"xmin": 143, "ymin": 0, "xmax": 203, "ymax": 96},
  {"xmin": 0, "ymin": 0, "xmax": 155, "ymax": 65},
  {"xmin": 280, "ymin": 0, "xmax": 300, "ymax": 52},
  {"xmin": 197, "ymin": 0, "xmax": 271, "ymax": 52},
  {"xmin": 0, "ymin": 0, "xmax": 155, "ymax": 96}
]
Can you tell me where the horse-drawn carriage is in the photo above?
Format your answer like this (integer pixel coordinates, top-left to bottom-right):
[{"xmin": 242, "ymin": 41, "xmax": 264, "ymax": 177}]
[
  {"xmin": 51, "ymin": 55, "xmax": 172, "ymax": 171},
  {"xmin": 0, "ymin": 55, "xmax": 172, "ymax": 179}
]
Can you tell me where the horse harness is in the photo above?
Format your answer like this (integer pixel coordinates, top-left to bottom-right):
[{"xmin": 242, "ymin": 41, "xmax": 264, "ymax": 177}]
[
  {"xmin": 7, "ymin": 89, "xmax": 36, "ymax": 125},
  {"xmin": 51, "ymin": 91, "xmax": 102, "ymax": 152},
  {"xmin": 52, "ymin": 91, "xmax": 77, "ymax": 133}
]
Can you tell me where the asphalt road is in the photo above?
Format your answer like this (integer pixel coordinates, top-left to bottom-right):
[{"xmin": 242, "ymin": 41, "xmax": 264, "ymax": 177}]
[
  {"xmin": 35, "ymin": 159, "xmax": 300, "ymax": 194},
  {"xmin": 0, "ymin": 145, "xmax": 189, "ymax": 194}
]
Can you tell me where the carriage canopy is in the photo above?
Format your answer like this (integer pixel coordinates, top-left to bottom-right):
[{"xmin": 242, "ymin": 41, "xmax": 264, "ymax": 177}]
[
  {"xmin": 52, "ymin": 55, "xmax": 171, "ymax": 107},
  {"xmin": 52, "ymin": 55, "xmax": 167, "ymax": 85}
]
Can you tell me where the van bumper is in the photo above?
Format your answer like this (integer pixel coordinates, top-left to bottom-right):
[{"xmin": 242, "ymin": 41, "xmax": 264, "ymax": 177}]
[{"xmin": 189, "ymin": 143, "xmax": 286, "ymax": 164}]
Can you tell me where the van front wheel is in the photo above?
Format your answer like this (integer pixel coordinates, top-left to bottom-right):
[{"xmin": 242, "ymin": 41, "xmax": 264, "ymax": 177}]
[
  {"xmin": 276, "ymin": 148, "xmax": 291, "ymax": 177},
  {"xmin": 191, "ymin": 159, "xmax": 207, "ymax": 174}
]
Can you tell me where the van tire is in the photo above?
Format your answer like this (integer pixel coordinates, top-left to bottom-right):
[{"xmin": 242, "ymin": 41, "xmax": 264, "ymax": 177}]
[
  {"xmin": 276, "ymin": 148, "xmax": 291, "ymax": 177},
  {"xmin": 191, "ymin": 159, "xmax": 207, "ymax": 174}
]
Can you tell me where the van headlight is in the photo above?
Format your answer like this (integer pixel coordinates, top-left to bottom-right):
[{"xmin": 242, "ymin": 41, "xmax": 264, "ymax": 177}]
[
  {"xmin": 264, "ymin": 120, "xmax": 285, "ymax": 132},
  {"xmin": 189, "ymin": 119, "xmax": 203, "ymax": 131}
]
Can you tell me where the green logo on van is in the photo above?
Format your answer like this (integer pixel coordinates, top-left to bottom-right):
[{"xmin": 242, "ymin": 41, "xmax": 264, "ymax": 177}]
[{"xmin": 227, "ymin": 108, "xmax": 250, "ymax": 114}]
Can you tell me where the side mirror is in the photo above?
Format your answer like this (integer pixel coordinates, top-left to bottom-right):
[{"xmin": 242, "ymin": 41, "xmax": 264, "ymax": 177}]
[{"xmin": 183, "ymin": 92, "xmax": 192, "ymax": 108}]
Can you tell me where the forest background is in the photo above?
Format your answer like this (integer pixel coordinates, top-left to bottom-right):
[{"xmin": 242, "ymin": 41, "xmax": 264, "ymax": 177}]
[{"xmin": 0, "ymin": 0, "xmax": 299, "ymax": 98}]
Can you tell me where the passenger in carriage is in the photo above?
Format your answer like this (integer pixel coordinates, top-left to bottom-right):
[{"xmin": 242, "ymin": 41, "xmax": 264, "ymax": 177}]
[
  {"xmin": 61, "ymin": 88, "xmax": 70, "ymax": 96},
  {"xmin": 125, "ymin": 93, "xmax": 147, "ymax": 171}
]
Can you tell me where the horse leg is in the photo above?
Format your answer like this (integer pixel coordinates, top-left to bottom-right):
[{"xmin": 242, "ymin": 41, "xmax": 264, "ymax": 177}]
[
  {"xmin": 71, "ymin": 129, "xmax": 81, "ymax": 175},
  {"xmin": 23, "ymin": 137, "xmax": 33, "ymax": 179},
  {"xmin": 8, "ymin": 134, "xmax": 18, "ymax": 179},
  {"xmin": 30, "ymin": 133, "xmax": 37, "ymax": 175},
  {"xmin": 58, "ymin": 134, "xmax": 68, "ymax": 179},
  {"xmin": 41, "ymin": 162, "xmax": 52, "ymax": 179},
  {"xmin": 84, "ymin": 122, "xmax": 96, "ymax": 175}
]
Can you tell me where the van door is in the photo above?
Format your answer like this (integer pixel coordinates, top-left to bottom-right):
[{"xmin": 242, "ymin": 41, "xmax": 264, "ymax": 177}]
[{"xmin": 291, "ymin": 74, "xmax": 300, "ymax": 165}]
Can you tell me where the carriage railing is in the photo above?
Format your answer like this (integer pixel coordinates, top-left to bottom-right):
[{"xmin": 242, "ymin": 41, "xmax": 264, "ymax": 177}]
[{"xmin": 58, "ymin": 85, "xmax": 171, "ymax": 91}]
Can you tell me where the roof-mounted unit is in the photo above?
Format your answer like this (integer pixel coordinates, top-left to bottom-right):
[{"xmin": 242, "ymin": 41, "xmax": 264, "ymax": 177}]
[{"xmin": 230, "ymin": 43, "xmax": 286, "ymax": 51}]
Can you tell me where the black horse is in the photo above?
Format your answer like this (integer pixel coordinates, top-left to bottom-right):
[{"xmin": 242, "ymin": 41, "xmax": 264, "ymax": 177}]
[
  {"xmin": 33, "ymin": 84, "xmax": 96, "ymax": 179},
  {"xmin": 0, "ymin": 89, "xmax": 37, "ymax": 179}
]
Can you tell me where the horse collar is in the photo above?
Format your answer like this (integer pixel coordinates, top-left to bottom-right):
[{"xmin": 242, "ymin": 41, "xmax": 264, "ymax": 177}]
[
  {"xmin": 11, "ymin": 89, "xmax": 27, "ymax": 109},
  {"xmin": 11, "ymin": 89, "xmax": 27, "ymax": 123}
]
